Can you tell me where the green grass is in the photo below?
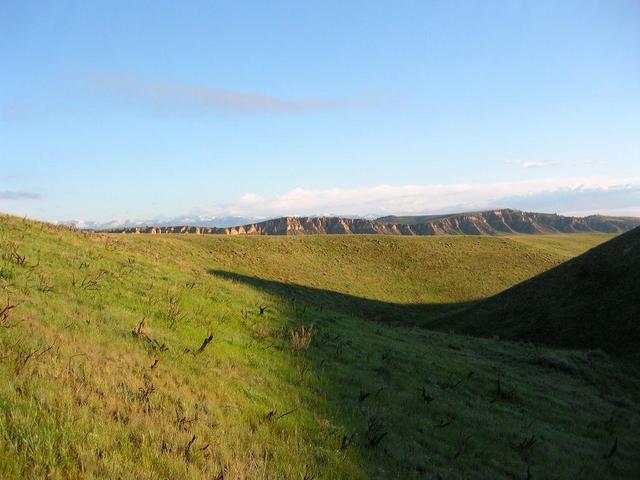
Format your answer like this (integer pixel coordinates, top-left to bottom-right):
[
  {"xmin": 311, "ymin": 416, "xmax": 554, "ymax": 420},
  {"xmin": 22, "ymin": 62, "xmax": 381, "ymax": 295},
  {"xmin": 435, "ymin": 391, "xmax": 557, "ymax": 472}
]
[
  {"xmin": 0, "ymin": 214, "xmax": 638, "ymax": 479},
  {"xmin": 436, "ymin": 228, "xmax": 640, "ymax": 363},
  {"xmin": 508, "ymin": 233, "xmax": 612, "ymax": 258}
]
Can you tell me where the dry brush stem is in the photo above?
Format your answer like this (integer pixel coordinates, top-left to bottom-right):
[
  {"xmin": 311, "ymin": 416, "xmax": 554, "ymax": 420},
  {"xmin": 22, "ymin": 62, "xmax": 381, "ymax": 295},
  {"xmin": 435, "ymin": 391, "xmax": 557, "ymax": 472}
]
[
  {"xmin": 72, "ymin": 269, "xmax": 107, "ymax": 290},
  {"xmin": 175, "ymin": 405, "xmax": 198, "ymax": 431},
  {"xmin": 132, "ymin": 317, "xmax": 148, "ymax": 338},
  {"xmin": 196, "ymin": 333, "xmax": 213, "ymax": 354},
  {"xmin": 37, "ymin": 273, "xmax": 54, "ymax": 293},
  {"xmin": 0, "ymin": 296, "xmax": 20, "ymax": 328},
  {"xmin": 0, "ymin": 298, "xmax": 17, "ymax": 321},
  {"xmin": 183, "ymin": 434, "xmax": 197, "ymax": 461},
  {"xmin": 420, "ymin": 386, "xmax": 435, "ymax": 403},
  {"xmin": 166, "ymin": 295, "xmax": 185, "ymax": 328},
  {"xmin": 492, "ymin": 377, "xmax": 519, "ymax": 403},
  {"xmin": 262, "ymin": 407, "xmax": 299, "ymax": 423},
  {"xmin": 603, "ymin": 437, "xmax": 618, "ymax": 459},
  {"xmin": 14, "ymin": 343, "xmax": 54, "ymax": 374},
  {"xmin": 435, "ymin": 413, "xmax": 456, "ymax": 429},
  {"xmin": 3, "ymin": 242, "xmax": 27, "ymax": 266},
  {"xmin": 131, "ymin": 318, "xmax": 169, "ymax": 353},
  {"xmin": 290, "ymin": 325, "xmax": 314, "ymax": 351},
  {"xmin": 364, "ymin": 415, "xmax": 388, "ymax": 448},
  {"xmin": 340, "ymin": 433, "xmax": 356, "ymax": 450}
]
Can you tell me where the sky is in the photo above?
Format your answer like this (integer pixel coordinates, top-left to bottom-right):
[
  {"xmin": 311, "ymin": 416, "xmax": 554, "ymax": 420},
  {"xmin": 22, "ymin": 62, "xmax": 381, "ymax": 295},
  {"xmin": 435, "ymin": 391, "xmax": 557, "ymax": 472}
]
[{"xmin": 1, "ymin": 0, "xmax": 639, "ymax": 226}]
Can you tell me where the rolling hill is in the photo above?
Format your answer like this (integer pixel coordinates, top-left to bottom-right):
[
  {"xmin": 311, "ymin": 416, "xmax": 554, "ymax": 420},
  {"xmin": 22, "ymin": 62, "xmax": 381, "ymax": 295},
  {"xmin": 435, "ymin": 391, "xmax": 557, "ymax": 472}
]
[
  {"xmin": 433, "ymin": 226, "xmax": 640, "ymax": 363},
  {"xmin": 1, "ymin": 214, "xmax": 638, "ymax": 479},
  {"xmin": 103, "ymin": 209, "xmax": 639, "ymax": 236}
]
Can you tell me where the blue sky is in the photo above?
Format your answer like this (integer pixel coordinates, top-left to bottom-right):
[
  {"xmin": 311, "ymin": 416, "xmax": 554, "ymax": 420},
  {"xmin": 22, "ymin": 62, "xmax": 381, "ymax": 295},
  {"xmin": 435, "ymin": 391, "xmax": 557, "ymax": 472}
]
[{"xmin": 1, "ymin": 0, "xmax": 639, "ymax": 225}]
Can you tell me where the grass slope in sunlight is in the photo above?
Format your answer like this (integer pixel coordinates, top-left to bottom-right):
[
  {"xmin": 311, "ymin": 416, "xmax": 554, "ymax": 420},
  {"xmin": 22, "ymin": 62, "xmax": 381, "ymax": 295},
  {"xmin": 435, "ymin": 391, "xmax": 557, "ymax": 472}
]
[{"xmin": 1, "ymin": 215, "xmax": 637, "ymax": 479}]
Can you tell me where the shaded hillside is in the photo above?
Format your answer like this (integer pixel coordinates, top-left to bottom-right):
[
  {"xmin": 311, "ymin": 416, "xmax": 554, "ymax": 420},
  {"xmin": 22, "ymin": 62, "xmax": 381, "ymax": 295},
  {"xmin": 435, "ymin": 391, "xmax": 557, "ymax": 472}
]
[
  {"xmin": 433, "ymin": 226, "xmax": 640, "ymax": 363},
  {"xmin": 104, "ymin": 209, "xmax": 640, "ymax": 236}
]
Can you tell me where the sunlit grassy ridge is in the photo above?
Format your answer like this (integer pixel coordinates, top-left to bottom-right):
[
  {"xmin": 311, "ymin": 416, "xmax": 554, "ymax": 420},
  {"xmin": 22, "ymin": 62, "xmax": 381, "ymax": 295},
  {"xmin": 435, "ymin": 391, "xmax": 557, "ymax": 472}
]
[
  {"xmin": 1, "ymin": 215, "xmax": 638, "ymax": 479},
  {"xmin": 163, "ymin": 233, "xmax": 610, "ymax": 303}
]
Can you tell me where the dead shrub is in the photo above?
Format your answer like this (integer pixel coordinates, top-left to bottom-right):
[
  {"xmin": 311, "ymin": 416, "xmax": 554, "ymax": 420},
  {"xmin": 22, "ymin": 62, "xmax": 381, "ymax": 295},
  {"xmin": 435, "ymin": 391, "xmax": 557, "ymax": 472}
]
[{"xmin": 290, "ymin": 325, "xmax": 313, "ymax": 351}]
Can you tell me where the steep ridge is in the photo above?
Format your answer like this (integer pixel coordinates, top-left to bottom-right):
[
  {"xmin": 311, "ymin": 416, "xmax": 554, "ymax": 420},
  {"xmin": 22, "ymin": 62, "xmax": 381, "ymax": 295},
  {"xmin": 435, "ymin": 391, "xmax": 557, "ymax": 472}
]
[
  {"xmin": 432, "ymin": 226, "xmax": 640, "ymax": 362},
  {"xmin": 103, "ymin": 209, "xmax": 640, "ymax": 235},
  {"xmin": 379, "ymin": 209, "xmax": 640, "ymax": 234}
]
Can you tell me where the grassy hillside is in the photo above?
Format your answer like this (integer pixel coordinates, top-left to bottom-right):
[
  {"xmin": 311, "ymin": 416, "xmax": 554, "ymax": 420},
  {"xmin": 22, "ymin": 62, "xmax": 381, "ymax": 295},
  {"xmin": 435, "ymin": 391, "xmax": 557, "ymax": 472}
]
[
  {"xmin": 164, "ymin": 232, "xmax": 610, "ymax": 304},
  {"xmin": 1, "ymin": 215, "xmax": 638, "ymax": 479},
  {"xmin": 432, "ymin": 227, "xmax": 640, "ymax": 363}
]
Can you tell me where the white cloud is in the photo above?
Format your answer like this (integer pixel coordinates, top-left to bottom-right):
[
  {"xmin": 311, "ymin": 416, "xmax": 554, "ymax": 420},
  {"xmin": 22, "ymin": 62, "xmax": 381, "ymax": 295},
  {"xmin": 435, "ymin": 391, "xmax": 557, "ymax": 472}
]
[
  {"xmin": 199, "ymin": 177, "xmax": 640, "ymax": 218},
  {"xmin": 0, "ymin": 191, "xmax": 41, "ymax": 201},
  {"xmin": 504, "ymin": 160, "xmax": 560, "ymax": 169},
  {"xmin": 237, "ymin": 192, "xmax": 261, "ymax": 205},
  {"xmin": 90, "ymin": 72, "xmax": 399, "ymax": 114}
]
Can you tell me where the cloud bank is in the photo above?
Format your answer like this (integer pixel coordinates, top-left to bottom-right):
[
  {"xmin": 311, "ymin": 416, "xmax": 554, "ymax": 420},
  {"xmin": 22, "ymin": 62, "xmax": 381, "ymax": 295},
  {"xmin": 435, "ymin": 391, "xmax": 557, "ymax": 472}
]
[
  {"xmin": 91, "ymin": 72, "xmax": 397, "ymax": 114},
  {"xmin": 199, "ymin": 177, "xmax": 640, "ymax": 218},
  {"xmin": 504, "ymin": 160, "xmax": 560, "ymax": 169},
  {"xmin": 0, "ymin": 191, "xmax": 41, "ymax": 201}
]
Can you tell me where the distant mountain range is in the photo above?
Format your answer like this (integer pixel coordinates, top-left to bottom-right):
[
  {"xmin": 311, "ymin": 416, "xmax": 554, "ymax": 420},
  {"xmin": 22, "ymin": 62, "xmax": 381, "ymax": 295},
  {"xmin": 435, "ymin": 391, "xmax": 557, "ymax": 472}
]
[
  {"xmin": 69, "ymin": 215, "xmax": 261, "ymax": 230},
  {"xmin": 101, "ymin": 209, "xmax": 640, "ymax": 235}
]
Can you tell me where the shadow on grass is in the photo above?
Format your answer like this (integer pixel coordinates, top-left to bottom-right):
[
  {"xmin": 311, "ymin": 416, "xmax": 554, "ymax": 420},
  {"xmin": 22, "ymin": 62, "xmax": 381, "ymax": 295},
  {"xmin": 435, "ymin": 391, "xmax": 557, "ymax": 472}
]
[
  {"xmin": 208, "ymin": 268, "xmax": 640, "ymax": 478},
  {"xmin": 208, "ymin": 268, "xmax": 476, "ymax": 476},
  {"xmin": 209, "ymin": 269, "xmax": 473, "ymax": 326}
]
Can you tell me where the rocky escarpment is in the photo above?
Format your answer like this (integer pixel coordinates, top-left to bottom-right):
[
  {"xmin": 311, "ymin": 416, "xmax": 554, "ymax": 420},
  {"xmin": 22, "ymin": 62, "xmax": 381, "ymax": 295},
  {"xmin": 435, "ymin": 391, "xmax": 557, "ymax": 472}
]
[
  {"xmin": 385, "ymin": 209, "xmax": 640, "ymax": 235},
  {"xmin": 101, "ymin": 209, "xmax": 640, "ymax": 236}
]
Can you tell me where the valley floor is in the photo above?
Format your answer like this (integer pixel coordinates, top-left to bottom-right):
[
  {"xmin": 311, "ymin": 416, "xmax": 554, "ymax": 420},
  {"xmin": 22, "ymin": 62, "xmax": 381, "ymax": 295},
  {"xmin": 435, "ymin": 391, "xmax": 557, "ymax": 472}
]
[{"xmin": 0, "ymin": 217, "xmax": 637, "ymax": 479}]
